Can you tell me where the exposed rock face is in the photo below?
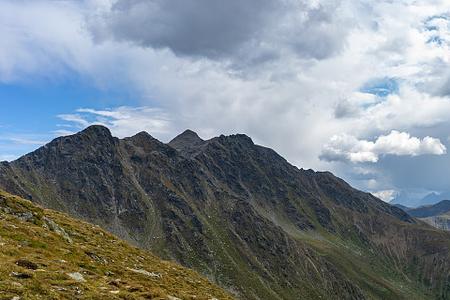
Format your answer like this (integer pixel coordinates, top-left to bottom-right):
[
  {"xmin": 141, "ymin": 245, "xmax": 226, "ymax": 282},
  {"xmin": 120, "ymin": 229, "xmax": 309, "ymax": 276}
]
[
  {"xmin": 1, "ymin": 125, "xmax": 450, "ymax": 299},
  {"xmin": 168, "ymin": 129, "xmax": 205, "ymax": 157},
  {"xmin": 421, "ymin": 214, "xmax": 450, "ymax": 230}
]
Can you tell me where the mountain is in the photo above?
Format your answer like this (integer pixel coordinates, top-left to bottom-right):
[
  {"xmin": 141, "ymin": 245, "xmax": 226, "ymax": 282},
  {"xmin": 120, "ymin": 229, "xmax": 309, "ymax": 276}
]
[
  {"xmin": 391, "ymin": 190, "xmax": 424, "ymax": 207},
  {"xmin": 402, "ymin": 201, "xmax": 450, "ymax": 231},
  {"xmin": 392, "ymin": 191, "xmax": 450, "ymax": 208},
  {"xmin": 0, "ymin": 189, "xmax": 231, "ymax": 299},
  {"xmin": 421, "ymin": 192, "xmax": 450, "ymax": 206},
  {"xmin": 2, "ymin": 125, "xmax": 450, "ymax": 299},
  {"xmin": 407, "ymin": 200, "xmax": 450, "ymax": 218}
]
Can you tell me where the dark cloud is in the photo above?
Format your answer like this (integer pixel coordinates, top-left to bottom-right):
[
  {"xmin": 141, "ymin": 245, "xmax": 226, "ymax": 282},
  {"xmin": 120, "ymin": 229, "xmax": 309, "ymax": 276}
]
[
  {"xmin": 103, "ymin": 0, "xmax": 277, "ymax": 59},
  {"xmin": 438, "ymin": 76, "xmax": 450, "ymax": 96},
  {"xmin": 334, "ymin": 99, "xmax": 360, "ymax": 119},
  {"xmin": 89, "ymin": 0, "xmax": 348, "ymax": 65}
]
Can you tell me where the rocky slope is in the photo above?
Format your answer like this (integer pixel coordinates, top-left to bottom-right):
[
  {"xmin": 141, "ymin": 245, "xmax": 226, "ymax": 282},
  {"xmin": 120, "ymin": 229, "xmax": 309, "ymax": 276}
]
[
  {"xmin": 1, "ymin": 125, "xmax": 450, "ymax": 299},
  {"xmin": 0, "ymin": 189, "xmax": 232, "ymax": 300},
  {"xmin": 420, "ymin": 214, "xmax": 450, "ymax": 231}
]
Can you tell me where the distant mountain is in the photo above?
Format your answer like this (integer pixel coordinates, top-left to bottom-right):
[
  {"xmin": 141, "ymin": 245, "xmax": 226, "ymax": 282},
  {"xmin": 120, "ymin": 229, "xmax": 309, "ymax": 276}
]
[
  {"xmin": 0, "ymin": 189, "xmax": 231, "ymax": 299},
  {"xmin": 401, "ymin": 200, "xmax": 450, "ymax": 231},
  {"xmin": 1, "ymin": 125, "xmax": 450, "ymax": 299},
  {"xmin": 392, "ymin": 190, "xmax": 450, "ymax": 208},
  {"xmin": 421, "ymin": 192, "xmax": 450, "ymax": 206},
  {"xmin": 407, "ymin": 200, "xmax": 450, "ymax": 218},
  {"xmin": 390, "ymin": 190, "xmax": 422, "ymax": 207}
]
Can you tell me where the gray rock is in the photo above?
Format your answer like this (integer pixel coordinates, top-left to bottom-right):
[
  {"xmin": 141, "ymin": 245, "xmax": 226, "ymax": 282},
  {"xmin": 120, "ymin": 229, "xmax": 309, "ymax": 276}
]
[
  {"xmin": 67, "ymin": 272, "xmax": 86, "ymax": 282},
  {"xmin": 43, "ymin": 217, "xmax": 73, "ymax": 244}
]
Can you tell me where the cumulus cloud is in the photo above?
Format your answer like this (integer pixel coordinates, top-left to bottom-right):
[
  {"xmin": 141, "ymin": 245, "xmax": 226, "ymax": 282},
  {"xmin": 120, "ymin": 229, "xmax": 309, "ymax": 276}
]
[
  {"xmin": 320, "ymin": 131, "xmax": 446, "ymax": 163},
  {"xmin": 372, "ymin": 190, "xmax": 397, "ymax": 202}
]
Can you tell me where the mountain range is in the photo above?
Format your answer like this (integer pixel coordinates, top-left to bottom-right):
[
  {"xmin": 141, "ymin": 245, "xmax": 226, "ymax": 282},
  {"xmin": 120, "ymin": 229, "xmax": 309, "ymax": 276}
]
[
  {"xmin": 1, "ymin": 125, "xmax": 450, "ymax": 299},
  {"xmin": 397, "ymin": 201, "xmax": 450, "ymax": 231}
]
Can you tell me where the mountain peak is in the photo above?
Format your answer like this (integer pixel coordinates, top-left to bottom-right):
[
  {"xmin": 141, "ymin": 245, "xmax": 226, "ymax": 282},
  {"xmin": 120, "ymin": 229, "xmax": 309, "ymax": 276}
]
[
  {"xmin": 79, "ymin": 125, "xmax": 113, "ymax": 138},
  {"xmin": 124, "ymin": 130, "xmax": 174, "ymax": 154},
  {"xmin": 223, "ymin": 133, "xmax": 253, "ymax": 144},
  {"xmin": 170, "ymin": 129, "xmax": 203, "ymax": 143},
  {"xmin": 129, "ymin": 131, "xmax": 156, "ymax": 142},
  {"xmin": 168, "ymin": 129, "xmax": 205, "ymax": 155}
]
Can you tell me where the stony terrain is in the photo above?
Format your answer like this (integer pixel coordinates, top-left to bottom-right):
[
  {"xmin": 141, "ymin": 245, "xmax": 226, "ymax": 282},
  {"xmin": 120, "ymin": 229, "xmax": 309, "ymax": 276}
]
[
  {"xmin": 420, "ymin": 214, "xmax": 450, "ymax": 230},
  {"xmin": 1, "ymin": 125, "xmax": 450, "ymax": 299},
  {"xmin": 0, "ymin": 190, "xmax": 232, "ymax": 300}
]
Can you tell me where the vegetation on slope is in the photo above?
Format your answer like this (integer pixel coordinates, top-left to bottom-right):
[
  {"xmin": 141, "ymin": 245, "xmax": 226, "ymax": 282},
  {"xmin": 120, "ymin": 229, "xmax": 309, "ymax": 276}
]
[{"xmin": 0, "ymin": 190, "xmax": 232, "ymax": 300}]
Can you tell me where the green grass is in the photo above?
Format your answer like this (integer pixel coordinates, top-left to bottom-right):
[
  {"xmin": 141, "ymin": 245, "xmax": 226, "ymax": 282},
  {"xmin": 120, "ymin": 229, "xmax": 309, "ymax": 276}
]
[{"xmin": 0, "ymin": 190, "xmax": 233, "ymax": 300}]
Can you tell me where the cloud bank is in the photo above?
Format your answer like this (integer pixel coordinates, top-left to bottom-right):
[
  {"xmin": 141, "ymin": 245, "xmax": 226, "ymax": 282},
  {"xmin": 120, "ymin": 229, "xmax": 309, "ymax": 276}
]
[{"xmin": 321, "ymin": 131, "xmax": 446, "ymax": 163}]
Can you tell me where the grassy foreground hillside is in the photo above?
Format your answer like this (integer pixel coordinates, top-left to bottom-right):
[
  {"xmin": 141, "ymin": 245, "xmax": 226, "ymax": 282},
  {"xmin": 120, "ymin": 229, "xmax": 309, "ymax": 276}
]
[{"xmin": 0, "ymin": 190, "xmax": 232, "ymax": 300}]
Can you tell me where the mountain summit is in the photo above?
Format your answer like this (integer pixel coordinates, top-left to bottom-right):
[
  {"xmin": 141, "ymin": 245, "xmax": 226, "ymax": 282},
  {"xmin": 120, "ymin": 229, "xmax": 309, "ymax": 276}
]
[
  {"xmin": 169, "ymin": 129, "xmax": 205, "ymax": 157},
  {"xmin": 1, "ymin": 126, "xmax": 450, "ymax": 299}
]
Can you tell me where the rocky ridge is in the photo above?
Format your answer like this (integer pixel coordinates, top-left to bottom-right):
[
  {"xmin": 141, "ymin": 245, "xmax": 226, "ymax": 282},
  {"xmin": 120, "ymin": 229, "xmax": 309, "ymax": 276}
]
[{"xmin": 1, "ymin": 125, "xmax": 450, "ymax": 299}]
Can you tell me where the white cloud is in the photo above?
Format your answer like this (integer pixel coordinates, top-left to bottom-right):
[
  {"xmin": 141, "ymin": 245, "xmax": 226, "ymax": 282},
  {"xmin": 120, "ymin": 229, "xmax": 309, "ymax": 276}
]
[
  {"xmin": 57, "ymin": 106, "xmax": 175, "ymax": 140},
  {"xmin": 321, "ymin": 131, "xmax": 446, "ymax": 163},
  {"xmin": 372, "ymin": 190, "xmax": 397, "ymax": 202},
  {"xmin": 53, "ymin": 129, "xmax": 76, "ymax": 137},
  {"xmin": 7, "ymin": 138, "xmax": 47, "ymax": 145}
]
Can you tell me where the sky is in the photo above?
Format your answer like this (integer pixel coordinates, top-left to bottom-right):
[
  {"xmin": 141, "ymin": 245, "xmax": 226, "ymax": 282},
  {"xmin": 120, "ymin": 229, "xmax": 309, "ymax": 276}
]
[{"xmin": 1, "ymin": 0, "xmax": 450, "ymax": 205}]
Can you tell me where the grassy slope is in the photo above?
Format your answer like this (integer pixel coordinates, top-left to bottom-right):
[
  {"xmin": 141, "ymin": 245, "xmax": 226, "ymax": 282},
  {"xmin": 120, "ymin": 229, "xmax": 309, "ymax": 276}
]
[
  {"xmin": 242, "ymin": 199, "xmax": 435, "ymax": 300},
  {"xmin": 0, "ymin": 190, "xmax": 233, "ymax": 300}
]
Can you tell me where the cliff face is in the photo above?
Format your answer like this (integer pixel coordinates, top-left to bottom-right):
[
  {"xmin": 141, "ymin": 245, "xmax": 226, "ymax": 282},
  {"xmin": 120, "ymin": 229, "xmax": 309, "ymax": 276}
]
[{"xmin": 1, "ymin": 125, "xmax": 450, "ymax": 299}]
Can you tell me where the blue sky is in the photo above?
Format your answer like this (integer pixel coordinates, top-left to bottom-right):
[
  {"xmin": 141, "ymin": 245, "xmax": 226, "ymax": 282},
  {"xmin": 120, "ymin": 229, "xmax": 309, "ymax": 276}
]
[
  {"xmin": 0, "ymin": 76, "xmax": 139, "ymax": 159},
  {"xmin": 1, "ymin": 0, "xmax": 450, "ymax": 206}
]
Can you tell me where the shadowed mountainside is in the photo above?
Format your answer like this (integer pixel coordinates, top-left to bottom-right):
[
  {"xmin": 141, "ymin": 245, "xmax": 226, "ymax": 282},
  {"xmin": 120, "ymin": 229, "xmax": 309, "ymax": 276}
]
[{"xmin": 1, "ymin": 125, "xmax": 450, "ymax": 299}]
